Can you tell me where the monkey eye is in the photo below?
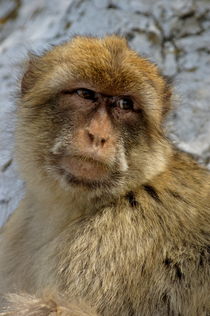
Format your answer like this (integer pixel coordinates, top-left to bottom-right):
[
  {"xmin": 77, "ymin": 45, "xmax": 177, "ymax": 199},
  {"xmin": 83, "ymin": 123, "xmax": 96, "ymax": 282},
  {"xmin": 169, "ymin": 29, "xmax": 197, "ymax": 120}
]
[
  {"xmin": 117, "ymin": 97, "xmax": 134, "ymax": 111},
  {"xmin": 76, "ymin": 88, "xmax": 97, "ymax": 100}
]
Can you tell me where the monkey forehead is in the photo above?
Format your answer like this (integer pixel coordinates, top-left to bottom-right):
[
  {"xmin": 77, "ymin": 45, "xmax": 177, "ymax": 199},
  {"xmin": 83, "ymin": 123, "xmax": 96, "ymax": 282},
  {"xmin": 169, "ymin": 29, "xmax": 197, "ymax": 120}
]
[{"xmin": 42, "ymin": 35, "xmax": 165, "ymax": 95}]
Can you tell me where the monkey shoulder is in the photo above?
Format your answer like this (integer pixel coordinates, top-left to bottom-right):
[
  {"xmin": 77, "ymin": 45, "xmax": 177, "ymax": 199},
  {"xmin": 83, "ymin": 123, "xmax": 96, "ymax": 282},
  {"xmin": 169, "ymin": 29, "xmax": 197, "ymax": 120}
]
[{"xmin": 121, "ymin": 148, "xmax": 210, "ymax": 271}]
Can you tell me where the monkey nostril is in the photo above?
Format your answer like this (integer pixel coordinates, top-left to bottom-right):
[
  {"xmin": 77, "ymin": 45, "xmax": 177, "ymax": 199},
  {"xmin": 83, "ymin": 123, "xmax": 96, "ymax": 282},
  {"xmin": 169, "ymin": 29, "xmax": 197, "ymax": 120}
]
[
  {"xmin": 87, "ymin": 131, "xmax": 107, "ymax": 147},
  {"xmin": 101, "ymin": 138, "xmax": 106, "ymax": 146},
  {"xmin": 88, "ymin": 132, "xmax": 94, "ymax": 143}
]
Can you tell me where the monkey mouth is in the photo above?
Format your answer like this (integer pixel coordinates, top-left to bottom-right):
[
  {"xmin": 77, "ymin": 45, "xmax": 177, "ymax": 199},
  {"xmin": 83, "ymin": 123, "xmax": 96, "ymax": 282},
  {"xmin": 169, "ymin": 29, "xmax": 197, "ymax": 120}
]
[
  {"xmin": 60, "ymin": 155, "xmax": 111, "ymax": 183},
  {"xmin": 55, "ymin": 154, "xmax": 123, "ymax": 190}
]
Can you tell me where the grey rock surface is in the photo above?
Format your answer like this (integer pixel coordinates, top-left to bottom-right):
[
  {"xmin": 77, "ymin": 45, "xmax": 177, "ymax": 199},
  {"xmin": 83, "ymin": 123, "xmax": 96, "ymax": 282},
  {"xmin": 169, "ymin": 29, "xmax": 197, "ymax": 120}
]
[{"xmin": 0, "ymin": 0, "xmax": 210, "ymax": 226}]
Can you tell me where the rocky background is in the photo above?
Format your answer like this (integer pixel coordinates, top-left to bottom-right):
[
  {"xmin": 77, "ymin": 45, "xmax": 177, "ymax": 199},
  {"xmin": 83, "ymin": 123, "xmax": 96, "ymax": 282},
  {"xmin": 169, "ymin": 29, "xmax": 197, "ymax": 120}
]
[{"xmin": 0, "ymin": 0, "xmax": 210, "ymax": 226}]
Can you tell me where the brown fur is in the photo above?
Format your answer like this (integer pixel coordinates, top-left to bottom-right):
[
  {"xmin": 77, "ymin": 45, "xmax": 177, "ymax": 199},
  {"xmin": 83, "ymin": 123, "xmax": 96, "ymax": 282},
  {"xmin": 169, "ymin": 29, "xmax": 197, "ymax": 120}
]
[
  {"xmin": 0, "ymin": 35, "xmax": 210, "ymax": 316},
  {"xmin": 1, "ymin": 293, "xmax": 98, "ymax": 315}
]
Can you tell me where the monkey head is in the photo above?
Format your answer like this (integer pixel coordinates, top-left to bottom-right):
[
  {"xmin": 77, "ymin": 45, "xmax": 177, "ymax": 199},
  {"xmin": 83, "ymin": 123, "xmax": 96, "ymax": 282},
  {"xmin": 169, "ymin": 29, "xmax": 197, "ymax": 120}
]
[{"xmin": 17, "ymin": 35, "xmax": 172, "ymax": 196}]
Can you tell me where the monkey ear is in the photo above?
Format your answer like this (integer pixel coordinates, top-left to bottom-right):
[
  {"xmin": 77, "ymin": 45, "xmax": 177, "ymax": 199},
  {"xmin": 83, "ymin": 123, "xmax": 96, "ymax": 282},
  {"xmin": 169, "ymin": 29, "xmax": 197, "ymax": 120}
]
[{"xmin": 21, "ymin": 54, "xmax": 40, "ymax": 95}]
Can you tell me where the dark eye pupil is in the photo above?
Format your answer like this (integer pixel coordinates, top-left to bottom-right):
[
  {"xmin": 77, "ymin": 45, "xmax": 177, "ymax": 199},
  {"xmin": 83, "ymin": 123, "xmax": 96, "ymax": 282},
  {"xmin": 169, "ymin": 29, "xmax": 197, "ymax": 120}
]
[
  {"xmin": 76, "ymin": 89, "xmax": 96, "ymax": 100},
  {"xmin": 118, "ymin": 98, "xmax": 133, "ymax": 110}
]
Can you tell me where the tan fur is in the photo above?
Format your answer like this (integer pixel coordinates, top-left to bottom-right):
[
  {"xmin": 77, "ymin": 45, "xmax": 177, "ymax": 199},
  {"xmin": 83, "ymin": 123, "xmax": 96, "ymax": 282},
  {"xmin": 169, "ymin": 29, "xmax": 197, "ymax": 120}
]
[
  {"xmin": 1, "ymin": 293, "xmax": 98, "ymax": 315},
  {"xmin": 0, "ymin": 35, "xmax": 210, "ymax": 316}
]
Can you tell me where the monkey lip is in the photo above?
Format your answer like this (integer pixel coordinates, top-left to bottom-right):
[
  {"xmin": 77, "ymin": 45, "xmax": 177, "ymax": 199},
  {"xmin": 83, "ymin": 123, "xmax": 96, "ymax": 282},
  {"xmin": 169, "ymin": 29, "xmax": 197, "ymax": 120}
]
[{"xmin": 60, "ymin": 155, "xmax": 110, "ymax": 182}]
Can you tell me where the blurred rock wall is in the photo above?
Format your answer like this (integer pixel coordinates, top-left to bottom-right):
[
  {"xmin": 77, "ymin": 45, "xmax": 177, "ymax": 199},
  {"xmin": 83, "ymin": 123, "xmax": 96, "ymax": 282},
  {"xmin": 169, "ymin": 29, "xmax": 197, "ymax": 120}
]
[{"xmin": 0, "ymin": 0, "xmax": 210, "ymax": 226}]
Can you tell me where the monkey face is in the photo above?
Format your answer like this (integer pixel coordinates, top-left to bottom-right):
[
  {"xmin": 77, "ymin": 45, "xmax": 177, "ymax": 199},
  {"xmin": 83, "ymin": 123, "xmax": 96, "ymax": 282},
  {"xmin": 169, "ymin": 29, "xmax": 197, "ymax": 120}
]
[
  {"xmin": 17, "ymin": 35, "xmax": 171, "ymax": 193},
  {"xmin": 49, "ymin": 87, "xmax": 141, "ymax": 189}
]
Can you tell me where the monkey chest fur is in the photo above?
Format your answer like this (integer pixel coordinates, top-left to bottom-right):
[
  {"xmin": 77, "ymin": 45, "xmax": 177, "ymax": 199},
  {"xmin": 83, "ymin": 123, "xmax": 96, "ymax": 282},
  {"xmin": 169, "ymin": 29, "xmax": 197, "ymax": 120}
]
[
  {"xmin": 1, "ymin": 194, "xmax": 209, "ymax": 316},
  {"xmin": 35, "ymin": 197, "xmax": 209, "ymax": 316}
]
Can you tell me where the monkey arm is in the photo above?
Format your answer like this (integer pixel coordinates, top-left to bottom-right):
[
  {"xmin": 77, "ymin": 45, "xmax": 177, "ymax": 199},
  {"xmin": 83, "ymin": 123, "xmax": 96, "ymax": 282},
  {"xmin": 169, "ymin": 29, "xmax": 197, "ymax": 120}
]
[{"xmin": 0, "ymin": 293, "xmax": 98, "ymax": 316}]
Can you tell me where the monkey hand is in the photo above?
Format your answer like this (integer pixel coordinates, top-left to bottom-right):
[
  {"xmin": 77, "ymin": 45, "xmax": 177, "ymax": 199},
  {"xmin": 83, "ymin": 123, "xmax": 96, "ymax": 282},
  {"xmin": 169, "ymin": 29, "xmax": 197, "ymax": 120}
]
[{"xmin": 0, "ymin": 292, "xmax": 98, "ymax": 316}]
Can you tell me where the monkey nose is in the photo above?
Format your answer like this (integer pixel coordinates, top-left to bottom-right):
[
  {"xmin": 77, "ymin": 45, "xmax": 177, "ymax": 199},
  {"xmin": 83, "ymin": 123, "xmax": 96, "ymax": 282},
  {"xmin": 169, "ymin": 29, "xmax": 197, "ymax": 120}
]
[{"xmin": 87, "ymin": 130, "xmax": 108, "ymax": 148}]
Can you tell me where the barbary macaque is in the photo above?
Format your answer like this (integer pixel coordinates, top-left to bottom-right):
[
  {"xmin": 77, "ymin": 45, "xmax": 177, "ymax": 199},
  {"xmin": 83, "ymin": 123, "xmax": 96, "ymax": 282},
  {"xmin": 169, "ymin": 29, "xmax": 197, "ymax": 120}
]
[{"xmin": 0, "ymin": 35, "xmax": 209, "ymax": 316}]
